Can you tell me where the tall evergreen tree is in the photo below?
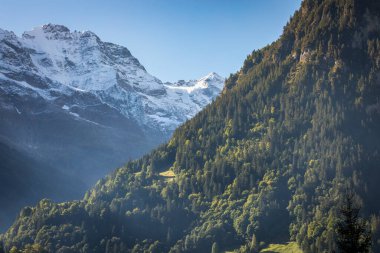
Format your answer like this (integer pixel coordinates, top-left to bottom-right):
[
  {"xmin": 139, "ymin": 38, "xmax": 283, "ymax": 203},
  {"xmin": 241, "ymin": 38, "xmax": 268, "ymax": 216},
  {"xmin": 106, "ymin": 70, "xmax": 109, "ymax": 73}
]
[
  {"xmin": 211, "ymin": 242, "xmax": 219, "ymax": 253},
  {"xmin": 336, "ymin": 193, "xmax": 372, "ymax": 253},
  {"xmin": 250, "ymin": 234, "xmax": 258, "ymax": 253}
]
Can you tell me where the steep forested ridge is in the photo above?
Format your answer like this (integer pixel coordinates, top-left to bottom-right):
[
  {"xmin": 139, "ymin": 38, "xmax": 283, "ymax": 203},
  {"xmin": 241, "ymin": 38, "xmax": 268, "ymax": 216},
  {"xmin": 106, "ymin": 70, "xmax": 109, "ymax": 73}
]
[{"xmin": 1, "ymin": 0, "xmax": 380, "ymax": 252}]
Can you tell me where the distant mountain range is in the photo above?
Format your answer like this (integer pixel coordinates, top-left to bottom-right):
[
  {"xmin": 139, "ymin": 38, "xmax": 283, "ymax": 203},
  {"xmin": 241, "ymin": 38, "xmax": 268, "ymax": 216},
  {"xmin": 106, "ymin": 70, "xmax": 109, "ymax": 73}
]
[{"xmin": 0, "ymin": 24, "xmax": 223, "ymax": 230}]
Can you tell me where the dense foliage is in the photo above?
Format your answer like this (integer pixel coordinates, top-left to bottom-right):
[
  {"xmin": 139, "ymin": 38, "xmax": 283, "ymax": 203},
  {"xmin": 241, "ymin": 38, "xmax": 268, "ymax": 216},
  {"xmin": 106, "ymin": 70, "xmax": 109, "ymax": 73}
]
[
  {"xmin": 1, "ymin": 0, "xmax": 380, "ymax": 252},
  {"xmin": 336, "ymin": 193, "xmax": 372, "ymax": 253}
]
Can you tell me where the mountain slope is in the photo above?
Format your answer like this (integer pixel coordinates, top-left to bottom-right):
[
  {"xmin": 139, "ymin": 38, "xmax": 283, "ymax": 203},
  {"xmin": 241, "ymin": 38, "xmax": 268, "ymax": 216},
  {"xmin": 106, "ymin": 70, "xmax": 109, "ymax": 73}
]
[
  {"xmin": 2, "ymin": 0, "xmax": 380, "ymax": 252},
  {"xmin": 0, "ymin": 25, "xmax": 223, "ymax": 231},
  {"xmin": 0, "ymin": 140, "xmax": 82, "ymax": 232}
]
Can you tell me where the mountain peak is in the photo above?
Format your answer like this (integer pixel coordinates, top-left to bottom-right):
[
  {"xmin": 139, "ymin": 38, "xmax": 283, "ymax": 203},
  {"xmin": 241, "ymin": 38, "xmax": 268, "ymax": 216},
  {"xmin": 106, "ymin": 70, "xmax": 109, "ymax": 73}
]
[
  {"xmin": 201, "ymin": 72, "xmax": 223, "ymax": 82},
  {"xmin": 41, "ymin": 23, "xmax": 70, "ymax": 33},
  {"xmin": 22, "ymin": 24, "xmax": 100, "ymax": 42},
  {"xmin": 23, "ymin": 24, "xmax": 70, "ymax": 37},
  {"xmin": 22, "ymin": 24, "xmax": 72, "ymax": 40},
  {"xmin": 164, "ymin": 73, "xmax": 224, "ymax": 96},
  {"xmin": 0, "ymin": 28, "xmax": 10, "ymax": 40},
  {"xmin": 0, "ymin": 24, "xmax": 223, "ymax": 132}
]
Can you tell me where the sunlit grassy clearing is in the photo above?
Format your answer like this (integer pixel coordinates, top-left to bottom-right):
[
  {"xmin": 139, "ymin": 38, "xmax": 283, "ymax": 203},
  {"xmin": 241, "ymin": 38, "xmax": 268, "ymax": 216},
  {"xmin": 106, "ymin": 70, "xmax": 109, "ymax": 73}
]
[{"xmin": 260, "ymin": 242, "xmax": 302, "ymax": 253}]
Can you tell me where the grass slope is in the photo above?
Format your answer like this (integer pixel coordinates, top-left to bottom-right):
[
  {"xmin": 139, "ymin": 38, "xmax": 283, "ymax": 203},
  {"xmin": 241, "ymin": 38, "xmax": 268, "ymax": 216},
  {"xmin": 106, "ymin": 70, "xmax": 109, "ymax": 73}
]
[{"xmin": 261, "ymin": 242, "xmax": 302, "ymax": 253}]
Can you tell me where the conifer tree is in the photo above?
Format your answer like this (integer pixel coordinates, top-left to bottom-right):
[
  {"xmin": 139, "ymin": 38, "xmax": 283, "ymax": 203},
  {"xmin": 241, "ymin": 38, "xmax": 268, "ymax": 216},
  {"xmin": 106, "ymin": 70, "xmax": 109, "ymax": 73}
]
[
  {"xmin": 211, "ymin": 242, "xmax": 219, "ymax": 253},
  {"xmin": 250, "ymin": 234, "xmax": 258, "ymax": 253},
  {"xmin": 336, "ymin": 193, "xmax": 372, "ymax": 253}
]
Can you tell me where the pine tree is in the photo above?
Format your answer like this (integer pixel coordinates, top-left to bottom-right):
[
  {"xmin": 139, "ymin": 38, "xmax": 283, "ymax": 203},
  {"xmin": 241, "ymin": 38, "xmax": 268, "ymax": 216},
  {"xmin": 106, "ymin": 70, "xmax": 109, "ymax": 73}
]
[
  {"xmin": 211, "ymin": 242, "xmax": 219, "ymax": 253},
  {"xmin": 250, "ymin": 234, "xmax": 258, "ymax": 253},
  {"xmin": 335, "ymin": 193, "xmax": 372, "ymax": 253}
]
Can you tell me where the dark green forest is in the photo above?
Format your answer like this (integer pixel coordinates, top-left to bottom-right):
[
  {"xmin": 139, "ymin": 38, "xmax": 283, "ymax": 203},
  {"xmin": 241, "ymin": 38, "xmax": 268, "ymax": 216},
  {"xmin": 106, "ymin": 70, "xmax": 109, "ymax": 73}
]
[{"xmin": 1, "ymin": 0, "xmax": 380, "ymax": 252}]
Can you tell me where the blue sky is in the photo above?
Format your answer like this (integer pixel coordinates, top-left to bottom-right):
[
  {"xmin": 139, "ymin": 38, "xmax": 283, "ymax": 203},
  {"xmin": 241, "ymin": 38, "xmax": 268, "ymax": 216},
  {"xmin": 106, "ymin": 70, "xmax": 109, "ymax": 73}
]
[{"xmin": 0, "ymin": 0, "xmax": 301, "ymax": 82}]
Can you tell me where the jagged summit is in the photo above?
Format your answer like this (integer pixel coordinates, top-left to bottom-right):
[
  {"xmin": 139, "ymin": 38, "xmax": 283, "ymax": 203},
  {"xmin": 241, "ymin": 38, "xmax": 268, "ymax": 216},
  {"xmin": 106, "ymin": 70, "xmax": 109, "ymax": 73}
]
[
  {"xmin": 1, "ymin": 24, "xmax": 224, "ymax": 132},
  {"xmin": 41, "ymin": 23, "xmax": 70, "ymax": 33},
  {"xmin": 23, "ymin": 25, "xmax": 102, "ymax": 46},
  {"xmin": 37, "ymin": 23, "xmax": 97, "ymax": 36},
  {"xmin": 165, "ymin": 72, "xmax": 224, "ymax": 97},
  {"xmin": 198, "ymin": 72, "xmax": 224, "ymax": 87},
  {"xmin": 203, "ymin": 71, "xmax": 223, "ymax": 80},
  {"xmin": 168, "ymin": 72, "xmax": 223, "ymax": 87},
  {"xmin": 0, "ymin": 28, "xmax": 16, "ymax": 41}
]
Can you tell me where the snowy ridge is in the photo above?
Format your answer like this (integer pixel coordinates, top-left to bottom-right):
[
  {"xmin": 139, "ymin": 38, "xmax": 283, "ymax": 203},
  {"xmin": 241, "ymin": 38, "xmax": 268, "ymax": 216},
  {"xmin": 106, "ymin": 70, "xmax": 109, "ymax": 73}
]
[{"xmin": 0, "ymin": 24, "xmax": 224, "ymax": 132}]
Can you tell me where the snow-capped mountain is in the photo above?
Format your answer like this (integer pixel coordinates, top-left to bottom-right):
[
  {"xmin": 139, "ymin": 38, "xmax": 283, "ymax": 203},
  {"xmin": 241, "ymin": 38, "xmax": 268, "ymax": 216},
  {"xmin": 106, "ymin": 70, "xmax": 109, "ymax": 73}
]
[
  {"xmin": 0, "ymin": 24, "xmax": 223, "ymax": 228},
  {"xmin": 0, "ymin": 24, "xmax": 224, "ymax": 133}
]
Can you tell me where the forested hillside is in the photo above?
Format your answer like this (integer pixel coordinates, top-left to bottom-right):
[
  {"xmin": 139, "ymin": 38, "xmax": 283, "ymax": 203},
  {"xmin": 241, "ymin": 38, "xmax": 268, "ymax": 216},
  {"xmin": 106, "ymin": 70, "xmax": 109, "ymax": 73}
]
[{"xmin": 1, "ymin": 0, "xmax": 380, "ymax": 252}]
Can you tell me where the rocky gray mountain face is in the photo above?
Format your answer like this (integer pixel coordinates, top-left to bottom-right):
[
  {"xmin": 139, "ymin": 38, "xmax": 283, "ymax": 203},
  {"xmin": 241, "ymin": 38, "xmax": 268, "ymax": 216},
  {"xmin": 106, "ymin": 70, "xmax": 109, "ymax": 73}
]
[{"xmin": 0, "ymin": 24, "xmax": 224, "ymax": 230}]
